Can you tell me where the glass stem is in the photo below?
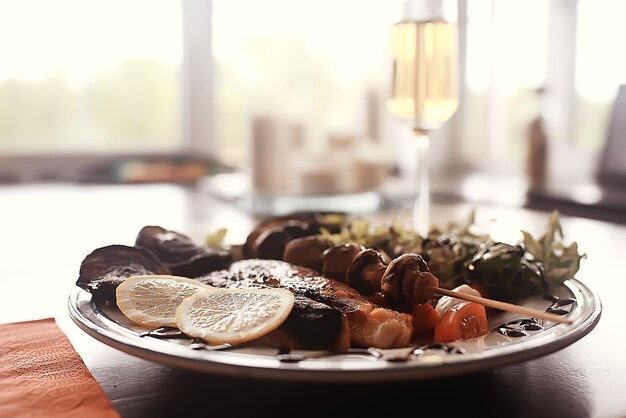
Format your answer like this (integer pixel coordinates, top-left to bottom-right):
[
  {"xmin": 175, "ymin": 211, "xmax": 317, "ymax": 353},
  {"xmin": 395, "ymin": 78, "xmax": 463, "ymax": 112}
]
[{"xmin": 413, "ymin": 130, "xmax": 430, "ymax": 237}]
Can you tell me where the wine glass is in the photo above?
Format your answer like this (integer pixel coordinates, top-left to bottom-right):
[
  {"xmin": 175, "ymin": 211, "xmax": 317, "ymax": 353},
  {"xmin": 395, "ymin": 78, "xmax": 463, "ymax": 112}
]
[{"xmin": 386, "ymin": 0, "xmax": 459, "ymax": 236}]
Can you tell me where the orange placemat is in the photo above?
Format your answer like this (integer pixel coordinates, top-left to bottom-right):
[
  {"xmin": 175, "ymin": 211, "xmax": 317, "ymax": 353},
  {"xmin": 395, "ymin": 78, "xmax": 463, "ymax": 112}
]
[{"xmin": 0, "ymin": 318, "xmax": 120, "ymax": 418}]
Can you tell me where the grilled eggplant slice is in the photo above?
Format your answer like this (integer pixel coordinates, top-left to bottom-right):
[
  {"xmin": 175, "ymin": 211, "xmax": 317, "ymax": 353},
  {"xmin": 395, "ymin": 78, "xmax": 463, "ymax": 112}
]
[
  {"xmin": 135, "ymin": 226, "xmax": 232, "ymax": 277},
  {"xmin": 76, "ymin": 244, "xmax": 170, "ymax": 305}
]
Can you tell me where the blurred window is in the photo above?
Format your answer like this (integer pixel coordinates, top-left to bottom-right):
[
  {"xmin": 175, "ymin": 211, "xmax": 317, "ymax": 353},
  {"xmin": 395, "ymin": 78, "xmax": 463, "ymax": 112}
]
[
  {"xmin": 574, "ymin": 0, "xmax": 626, "ymax": 149},
  {"xmin": 1, "ymin": 0, "xmax": 621, "ymax": 186},
  {"xmin": 0, "ymin": 0, "xmax": 182, "ymax": 153},
  {"xmin": 462, "ymin": 0, "xmax": 549, "ymax": 173},
  {"xmin": 211, "ymin": 0, "xmax": 403, "ymax": 166},
  {"xmin": 461, "ymin": 0, "xmax": 625, "ymax": 180}
]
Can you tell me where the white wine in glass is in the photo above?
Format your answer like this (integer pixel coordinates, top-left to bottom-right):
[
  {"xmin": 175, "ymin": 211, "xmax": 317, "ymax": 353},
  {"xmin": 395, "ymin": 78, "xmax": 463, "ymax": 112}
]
[{"xmin": 386, "ymin": 0, "xmax": 459, "ymax": 236}]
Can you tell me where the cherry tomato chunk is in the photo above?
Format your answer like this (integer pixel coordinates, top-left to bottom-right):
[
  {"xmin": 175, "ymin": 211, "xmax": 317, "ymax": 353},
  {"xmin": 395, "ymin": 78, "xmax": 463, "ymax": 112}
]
[
  {"xmin": 434, "ymin": 301, "xmax": 488, "ymax": 343},
  {"xmin": 412, "ymin": 303, "xmax": 440, "ymax": 334}
]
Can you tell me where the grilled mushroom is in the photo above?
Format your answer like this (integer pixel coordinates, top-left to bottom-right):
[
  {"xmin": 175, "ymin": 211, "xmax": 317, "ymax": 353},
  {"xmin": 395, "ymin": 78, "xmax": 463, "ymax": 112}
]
[
  {"xmin": 345, "ymin": 249, "xmax": 388, "ymax": 295},
  {"xmin": 282, "ymin": 236, "xmax": 332, "ymax": 272},
  {"xmin": 254, "ymin": 227, "xmax": 292, "ymax": 260},
  {"xmin": 282, "ymin": 220, "xmax": 315, "ymax": 240},
  {"xmin": 381, "ymin": 253, "xmax": 439, "ymax": 304},
  {"xmin": 321, "ymin": 243, "xmax": 364, "ymax": 281},
  {"xmin": 243, "ymin": 218, "xmax": 317, "ymax": 259}
]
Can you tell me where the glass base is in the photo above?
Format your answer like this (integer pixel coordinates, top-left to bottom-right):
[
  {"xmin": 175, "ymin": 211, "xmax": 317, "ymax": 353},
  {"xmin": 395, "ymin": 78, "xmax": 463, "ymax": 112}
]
[
  {"xmin": 199, "ymin": 172, "xmax": 382, "ymax": 216},
  {"xmin": 242, "ymin": 191, "xmax": 382, "ymax": 216}
]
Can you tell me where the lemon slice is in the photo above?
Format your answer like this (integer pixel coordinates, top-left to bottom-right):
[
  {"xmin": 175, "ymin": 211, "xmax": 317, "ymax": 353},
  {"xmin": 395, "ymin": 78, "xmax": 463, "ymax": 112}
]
[
  {"xmin": 175, "ymin": 288, "xmax": 294, "ymax": 345},
  {"xmin": 116, "ymin": 275, "xmax": 210, "ymax": 327}
]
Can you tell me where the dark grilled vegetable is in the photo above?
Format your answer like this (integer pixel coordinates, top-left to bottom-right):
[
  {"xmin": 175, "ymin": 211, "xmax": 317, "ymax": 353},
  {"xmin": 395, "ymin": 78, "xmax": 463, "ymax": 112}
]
[
  {"xmin": 241, "ymin": 212, "xmax": 345, "ymax": 259},
  {"xmin": 76, "ymin": 244, "xmax": 170, "ymax": 305},
  {"xmin": 247, "ymin": 220, "xmax": 314, "ymax": 261},
  {"xmin": 135, "ymin": 226, "xmax": 232, "ymax": 277}
]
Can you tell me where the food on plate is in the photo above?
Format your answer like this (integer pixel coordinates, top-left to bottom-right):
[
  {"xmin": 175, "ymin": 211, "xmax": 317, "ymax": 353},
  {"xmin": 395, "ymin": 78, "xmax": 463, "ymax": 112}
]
[
  {"xmin": 116, "ymin": 275, "xmax": 210, "ymax": 327},
  {"xmin": 75, "ymin": 209, "xmax": 584, "ymax": 352},
  {"xmin": 381, "ymin": 253, "xmax": 439, "ymax": 305},
  {"xmin": 434, "ymin": 284, "xmax": 482, "ymax": 316},
  {"xmin": 262, "ymin": 296, "xmax": 350, "ymax": 351},
  {"xmin": 78, "ymin": 245, "xmax": 351, "ymax": 351},
  {"xmin": 282, "ymin": 236, "xmax": 332, "ymax": 272},
  {"xmin": 136, "ymin": 225, "xmax": 232, "ymax": 277},
  {"xmin": 310, "ymin": 210, "xmax": 585, "ymax": 302},
  {"xmin": 241, "ymin": 212, "xmax": 341, "ymax": 259},
  {"xmin": 321, "ymin": 242, "xmax": 364, "ymax": 281},
  {"xmin": 434, "ymin": 302, "xmax": 488, "ymax": 343},
  {"xmin": 345, "ymin": 248, "xmax": 388, "ymax": 294},
  {"xmin": 77, "ymin": 225, "xmax": 234, "ymax": 305},
  {"xmin": 77, "ymin": 245, "xmax": 171, "ymax": 304},
  {"xmin": 433, "ymin": 284, "xmax": 489, "ymax": 343},
  {"xmin": 175, "ymin": 288, "xmax": 294, "ymax": 345},
  {"xmin": 411, "ymin": 302, "xmax": 440, "ymax": 335},
  {"xmin": 200, "ymin": 259, "xmax": 413, "ymax": 349}
]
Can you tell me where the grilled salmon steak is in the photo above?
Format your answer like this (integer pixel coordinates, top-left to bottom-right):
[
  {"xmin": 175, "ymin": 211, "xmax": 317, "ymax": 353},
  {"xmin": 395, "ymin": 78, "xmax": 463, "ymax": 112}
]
[{"xmin": 201, "ymin": 259, "xmax": 414, "ymax": 349}]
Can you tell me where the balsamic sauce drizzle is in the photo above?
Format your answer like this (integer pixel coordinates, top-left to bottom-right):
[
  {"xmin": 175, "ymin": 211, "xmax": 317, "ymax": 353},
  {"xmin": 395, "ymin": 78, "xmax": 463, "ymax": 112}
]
[
  {"xmin": 543, "ymin": 295, "xmax": 577, "ymax": 315},
  {"xmin": 139, "ymin": 326, "xmax": 186, "ymax": 339},
  {"xmin": 139, "ymin": 326, "xmax": 231, "ymax": 351},
  {"xmin": 495, "ymin": 295, "xmax": 576, "ymax": 338},
  {"xmin": 496, "ymin": 318, "xmax": 544, "ymax": 338}
]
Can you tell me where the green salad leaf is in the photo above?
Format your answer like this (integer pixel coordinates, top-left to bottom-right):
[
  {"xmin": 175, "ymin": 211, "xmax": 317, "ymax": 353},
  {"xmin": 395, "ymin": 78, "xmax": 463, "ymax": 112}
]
[{"xmin": 521, "ymin": 210, "xmax": 586, "ymax": 286}]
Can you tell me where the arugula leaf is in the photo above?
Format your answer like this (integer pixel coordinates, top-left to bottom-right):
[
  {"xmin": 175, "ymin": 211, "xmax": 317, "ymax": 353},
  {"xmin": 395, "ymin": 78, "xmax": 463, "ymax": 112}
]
[{"xmin": 527, "ymin": 211, "xmax": 586, "ymax": 287}]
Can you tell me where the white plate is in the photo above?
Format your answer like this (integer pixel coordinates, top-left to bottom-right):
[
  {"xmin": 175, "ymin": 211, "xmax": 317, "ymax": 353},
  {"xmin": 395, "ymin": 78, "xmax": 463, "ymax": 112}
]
[{"xmin": 68, "ymin": 279, "xmax": 601, "ymax": 382}]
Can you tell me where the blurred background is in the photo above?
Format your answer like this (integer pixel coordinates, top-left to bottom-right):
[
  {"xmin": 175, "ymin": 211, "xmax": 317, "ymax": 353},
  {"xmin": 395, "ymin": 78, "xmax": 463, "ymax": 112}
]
[{"xmin": 1, "ymin": 0, "xmax": 625, "ymax": 223}]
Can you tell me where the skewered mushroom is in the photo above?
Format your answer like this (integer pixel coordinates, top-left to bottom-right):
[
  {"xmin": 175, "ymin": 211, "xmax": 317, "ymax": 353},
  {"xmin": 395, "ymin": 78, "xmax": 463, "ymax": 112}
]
[
  {"xmin": 381, "ymin": 253, "xmax": 439, "ymax": 304},
  {"xmin": 321, "ymin": 243, "xmax": 365, "ymax": 281},
  {"xmin": 345, "ymin": 249, "xmax": 388, "ymax": 295}
]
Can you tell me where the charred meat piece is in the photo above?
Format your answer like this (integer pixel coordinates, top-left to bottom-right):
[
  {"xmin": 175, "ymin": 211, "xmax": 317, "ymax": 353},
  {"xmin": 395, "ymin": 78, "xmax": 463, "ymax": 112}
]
[
  {"xmin": 201, "ymin": 259, "xmax": 413, "ymax": 349},
  {"xmin": 280, "ymin": 297, "xmax": 350, "ymax": 350},
  {"xmin": 255, "ymin": 296, "xmax": 350, "ymax": 351},
  {"xmin": 76, "ymin": 245, "xmax": 170, "ymax": 305},
  {"xmin": 135, "ymin": 226, "xmax": 232, "ymax": 277},
  {"xmin": 200, "ymin": 272, "xmax": 350, "ymax": 351}
]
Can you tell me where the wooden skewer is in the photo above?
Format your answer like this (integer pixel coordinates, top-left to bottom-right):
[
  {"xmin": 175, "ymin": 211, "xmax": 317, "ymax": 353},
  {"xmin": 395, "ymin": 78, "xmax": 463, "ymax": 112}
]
[{"xmin": 431, "ymin": 286, "xmax": 574, "ymax": 325}]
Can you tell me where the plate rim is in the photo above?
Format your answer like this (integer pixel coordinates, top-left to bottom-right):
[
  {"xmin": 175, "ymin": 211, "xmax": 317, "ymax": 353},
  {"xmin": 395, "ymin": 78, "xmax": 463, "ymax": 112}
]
[{"xmin": 67, "ymin": 278, "xmax": 602, "ymax": 382}]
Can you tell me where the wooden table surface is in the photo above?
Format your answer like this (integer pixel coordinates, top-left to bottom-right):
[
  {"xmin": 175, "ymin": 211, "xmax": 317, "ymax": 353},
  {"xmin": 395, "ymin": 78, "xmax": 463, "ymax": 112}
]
[{"xmin": 1, "ymin": 183, "xmax": 624, "ymax": 418}]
